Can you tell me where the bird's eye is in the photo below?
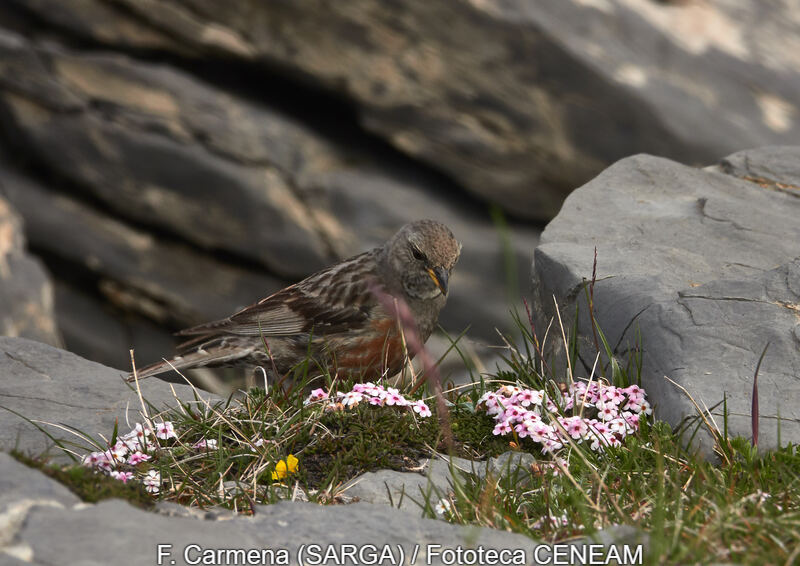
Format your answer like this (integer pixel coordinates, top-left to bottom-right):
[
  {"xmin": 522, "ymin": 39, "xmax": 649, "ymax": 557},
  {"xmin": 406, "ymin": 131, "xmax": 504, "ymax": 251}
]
[{"xmin": 411, "ymin": 247, "xmax": 425, "ymax": 261}]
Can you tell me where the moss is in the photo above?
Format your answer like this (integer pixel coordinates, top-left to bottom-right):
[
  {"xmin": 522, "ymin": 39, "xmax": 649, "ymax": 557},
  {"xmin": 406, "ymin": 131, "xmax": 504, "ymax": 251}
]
[
  {"xmin": 291, "ymin": 406, "xmax": 440, "ymax": 488},
  {"xmin": 10, "ymin": 451, "xmax": 154, "ymax": 509},
  {"xmin": 449, "ymin": 405, "xmax": 513, "ymax": 458}
]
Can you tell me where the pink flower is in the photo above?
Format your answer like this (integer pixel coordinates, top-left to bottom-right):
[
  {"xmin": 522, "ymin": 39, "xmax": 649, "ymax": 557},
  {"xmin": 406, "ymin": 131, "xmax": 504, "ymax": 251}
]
[
  {"xmin": 127, "ymin": 452, "xmax": 151, "ymax": 466},
  {"xmin": 98, "ymin": 451, "xmax": 115, "ymax": 471},
  {"xmin": 305, "ymin": 388, "xmax": 329, "ymax": 404},
  {"xmin": 154, "ymin": 421, "xmax": 176, "ymax": 440},
  {"xmin": 520, "ymin": 389, "xmax": 544, "ymax": 406},
  {"xmin": 493, "ymin": 420, "xmax": 512, "ymax": 436},
  {"xmin": 564, "ymin": 416, "xmax": 588, "ymax": 439},
  {"xmin": 570, "ymin": 382, "xmax": 586, "ymax": 396},
  {"xmin": 479, "ymin": 383, "xmax": 649, "ymax": 456},
  {"xmin": 608, "ymin": 418, "xmax": 627, "ymax": 434},
  {"xmin": 82, "ymin": 451, "xmax": 108, "ymax": 469},
  {"xmin": 578, "ymin": 382, "xmax": 601, "ymax": 404},
  {"xmin": 589, "ymin": 438, "xmax": 605, "ymax": 451},
  {"xmin": 480, "ymin": 391, "xmax": 497, "ymax": 405},
  {"xmin": 522, "ymin": 411, "xmax": 541, "ymax": 424},
  {"xmin": 528, "ymin": 421, "xmax": 553, "ymax": 443},
  {"xmin": 118, "ymin": 437, "xmax": 140, "ymax": 452},
  {"xmin": 341, "ymin": 391, "xmax": 364, "ymax": 407},
  {"xmin": 109, "ymin": 440, "xmax": 129, "ymax": 461},
  {"xmin": 541, "ymin": 437, "xmax": 563, "ymax": 454},
  {"xmin": 412, "ymin": 401, "xmax": 432, "ymax": 418},
  {"xmin": 122, "ymin": 423, "xmax": 150, "ymax": 443},
  {"xmin": 623, "ymin": 412, "xmax": 640, "ymax": 432},
  {"xmin": 624, "ymin": 384, "xmax": 644, "ymax": 398},
  {"xmin": 193, "ymin": 439, "xmax": 218, "ymax": 451},
  {"xmin": 360, "ymin": 382, "xmax": 384, "ymax": 397},
  {"xmin": 602, "ymin": 386, "xmax": 626, "ymax": 406},
  {"xmin": 596, "ymin": 400, "xmax": 617, "ymax": 421},
  {"xmin": 385, "ymin": 390, "xmax": 408, "ymax": 406},
  {"xmin": 110, "ymin": 470, "xmax": 134, "ymax": 483},
  {"xmin": 503, "ymin": 405, "xmax": 525, "ymax": 423},
  {"xmin": 142, "ymin": 469, "xmax": 161, "ymax": 494}
]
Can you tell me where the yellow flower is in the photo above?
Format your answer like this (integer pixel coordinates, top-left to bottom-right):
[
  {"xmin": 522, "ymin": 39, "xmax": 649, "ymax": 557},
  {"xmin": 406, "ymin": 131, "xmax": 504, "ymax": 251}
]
[{"xmin": 271, "ymin": 454, "xmax": 299, "ymax": 481}]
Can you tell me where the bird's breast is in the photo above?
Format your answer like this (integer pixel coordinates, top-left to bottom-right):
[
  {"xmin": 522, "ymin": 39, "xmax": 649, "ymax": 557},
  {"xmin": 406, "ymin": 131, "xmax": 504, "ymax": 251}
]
[{"xmin": 327, "ymin": 317, "xmax": 408, "ymax": 378}]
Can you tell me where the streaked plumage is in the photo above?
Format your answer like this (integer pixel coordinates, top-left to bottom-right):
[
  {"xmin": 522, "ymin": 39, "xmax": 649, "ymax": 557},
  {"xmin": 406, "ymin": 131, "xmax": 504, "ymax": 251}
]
[{"xmin": 128, "ymin": 220, "xmax": 461, "ymax": 383}]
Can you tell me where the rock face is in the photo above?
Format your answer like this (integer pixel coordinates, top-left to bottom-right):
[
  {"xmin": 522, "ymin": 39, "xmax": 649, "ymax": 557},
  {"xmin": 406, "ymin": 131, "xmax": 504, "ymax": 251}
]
[
  {"xmin": 0, "ymin": 196, "xmax": 60, "ymax": 347},
  {"xmin": 344, "ymin": 452, "xmax": 536, "ymax": 513},
  {"xmin": 0, "ymin": 337, "xmax": 218, "ymax": 462},
  {"xmin": 8, "ymin": 0, "xmax": 800, "ymax": 220},
  {"xmin": 0, "ymin": 25, "xmax": 538, "ymax": 370},
  {"xmin": 532, "ymin": 146, "xmax": 800, "ymax": 454}
]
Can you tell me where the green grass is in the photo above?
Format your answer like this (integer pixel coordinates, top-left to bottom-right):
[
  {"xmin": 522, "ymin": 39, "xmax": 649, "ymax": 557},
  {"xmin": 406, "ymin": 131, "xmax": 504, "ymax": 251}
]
[{"xmin": 16, "ymin": 291, "xmax": 800, "ymax": 565}]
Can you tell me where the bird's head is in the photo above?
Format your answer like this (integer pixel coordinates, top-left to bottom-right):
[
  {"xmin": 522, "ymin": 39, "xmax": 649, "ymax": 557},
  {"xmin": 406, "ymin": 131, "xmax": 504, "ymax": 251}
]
[{"xmin": 385, "ymin": 220, "xmax": 461, "ymax": 300}]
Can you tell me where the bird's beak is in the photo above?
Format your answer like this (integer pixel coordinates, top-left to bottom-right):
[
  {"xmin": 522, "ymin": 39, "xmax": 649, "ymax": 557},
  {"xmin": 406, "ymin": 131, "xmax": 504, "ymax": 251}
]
[{"xmin": 427, "ymin": 267, "xmax": 449, "ymax": 295}]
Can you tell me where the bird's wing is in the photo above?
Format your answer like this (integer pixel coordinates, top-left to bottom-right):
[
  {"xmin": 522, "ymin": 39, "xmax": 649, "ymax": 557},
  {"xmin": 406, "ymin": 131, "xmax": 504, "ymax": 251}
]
[{"xmin": 176, "ymin": 251, "xmax": 380, "ymax": 338}]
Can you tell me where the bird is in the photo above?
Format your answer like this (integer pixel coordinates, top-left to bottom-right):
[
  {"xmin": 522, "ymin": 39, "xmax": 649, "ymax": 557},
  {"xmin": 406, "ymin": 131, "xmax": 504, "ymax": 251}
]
[{"xmin": 128, "ymin": 220, "xmax": 461, "ymax": 385}]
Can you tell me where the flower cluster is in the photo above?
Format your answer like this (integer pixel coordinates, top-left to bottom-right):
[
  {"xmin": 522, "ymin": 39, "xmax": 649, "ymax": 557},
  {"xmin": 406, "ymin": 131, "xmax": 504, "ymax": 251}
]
[
  {"xmin": 304, "ymin": 382, "xmax": 432, "ymax": 418},
  {"xmin": 80, "ymin": 420, "xmax": 217, "ymax": 494},
  {"xmin": 478, "ymin": 381, "xmax": 650, "ymax": 453},
  {"xmin": 80, "ymin": 421, "xmax": 168, "ymax": 492}
]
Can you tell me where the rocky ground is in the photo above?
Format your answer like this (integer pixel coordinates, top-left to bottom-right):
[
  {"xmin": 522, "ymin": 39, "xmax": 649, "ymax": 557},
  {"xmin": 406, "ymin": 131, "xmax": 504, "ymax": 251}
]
[{"xmin": 0, "ymin": 337, "xmax": 647, "ymax": 566}]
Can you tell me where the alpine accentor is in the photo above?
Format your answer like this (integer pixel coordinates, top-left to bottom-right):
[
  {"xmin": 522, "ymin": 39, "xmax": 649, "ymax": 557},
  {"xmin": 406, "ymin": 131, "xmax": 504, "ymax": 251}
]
[{"xmin": 129, "ymin": 220, "xmax": 461, "ymax": 383}]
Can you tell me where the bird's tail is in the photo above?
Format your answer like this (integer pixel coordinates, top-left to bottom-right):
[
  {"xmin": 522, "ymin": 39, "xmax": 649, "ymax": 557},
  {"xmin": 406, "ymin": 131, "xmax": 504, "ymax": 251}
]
[
  {"xmin": 127, "ymin": 356, "xmax": 193, "ymax": 382},
  {"xmin": 126, "ymin": 341, "xmax": 252, "ymax": 382}
]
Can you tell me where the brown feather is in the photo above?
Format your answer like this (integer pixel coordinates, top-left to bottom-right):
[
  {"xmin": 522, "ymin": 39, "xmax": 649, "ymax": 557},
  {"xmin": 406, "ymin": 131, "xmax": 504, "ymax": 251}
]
[{"xmin": 127, "ymin": 221, "xmax": 460, "ymax": 384}]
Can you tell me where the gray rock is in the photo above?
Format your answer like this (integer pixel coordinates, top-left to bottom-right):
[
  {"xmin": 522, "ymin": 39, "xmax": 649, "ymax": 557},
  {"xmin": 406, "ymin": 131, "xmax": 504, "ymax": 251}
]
[
  {"xmin": 532, "ymin": 147, "xmax": 800, "ymax": 455},
  {"xmin": 8, "ymin": 491, "xmax": 645, "ymax": 565},
  {"xmin": 0, "ymin": 452, "xmax": 81, "ymax": 511},
  {"xmin": 344, "ymin": 451, "xmax": 537, "ymax": 515},
  {"xmin": 0, "ymin": 196, "xmax": 60, "ymax": 348},
  {"xmin": 11, "ymin": 498, "xmax": 534, "ymax": 565},
  {"xmin": 0, "ymin": 337, "xmax": 218, "ymax": 463},
  {"xmin": 343, "ymin": 469, "xmax": 434, "ymax": 513},
  {"xmin": 0, "ymin": 452, "xmax": 81, "ymax": 565},
  {"xmin": 52, "ymin": 281, "xmax": 180, "ymax": 373},
  {"xmin": 489, "ymin": 451, "xmax": 537, "ymax": 476},
  {"xmin": 0, "ymin": 29, "xmax": 538, "ymax": 357},
  {"xmin": 714, "ymin": 145, "xmax": 800, "ymax": 190},
  {"xmin": 11, "ymin": 0, "xmax": 800, "ymax": 220},
  {"xmin": 0, "ymin": 448, "xmax": 540, "ymax": 566},
  {"xmin": 0, "ymin": 554, "xmax": 35, "ymax": 566},
  {"xmin": 0, "ymin": 165, "xmax": 285, "ymax": 328},
  {"xmin": 0, "ymin": 35, "xmax": 333, "ymax": 279},
  {"xmin": 343, "ymin": 454, "xmax": 478, "ymax": 514}
]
